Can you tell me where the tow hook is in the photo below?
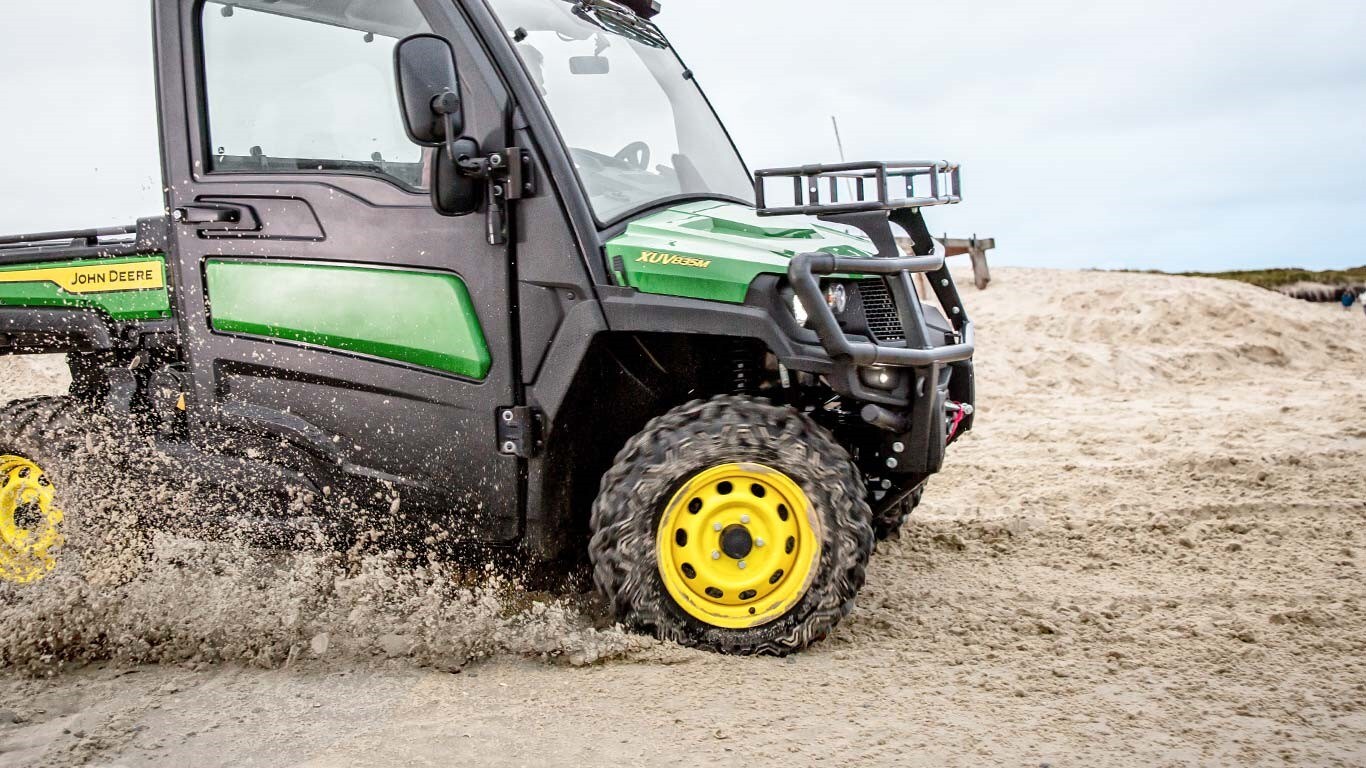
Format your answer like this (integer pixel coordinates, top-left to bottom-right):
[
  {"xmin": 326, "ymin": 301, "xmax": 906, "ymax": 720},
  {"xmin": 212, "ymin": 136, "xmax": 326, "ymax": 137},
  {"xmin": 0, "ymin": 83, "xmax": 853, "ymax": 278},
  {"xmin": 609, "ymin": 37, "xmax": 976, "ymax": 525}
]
[
  {"xmin": 946, "ymin": 400, "xmax": 973, "ymax": 443},
  {"xmin": 861, "ymin": 403, "xmax": 909, "ymax": 432}
]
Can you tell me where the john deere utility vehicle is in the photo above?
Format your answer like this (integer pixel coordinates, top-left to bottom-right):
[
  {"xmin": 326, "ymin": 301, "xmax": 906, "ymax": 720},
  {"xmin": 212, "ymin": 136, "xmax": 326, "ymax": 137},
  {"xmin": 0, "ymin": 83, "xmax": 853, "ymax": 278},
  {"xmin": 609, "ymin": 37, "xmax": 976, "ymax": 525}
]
[{"xmin": 0, "ymin": 0, "xmax": 975, "ymax": 654}]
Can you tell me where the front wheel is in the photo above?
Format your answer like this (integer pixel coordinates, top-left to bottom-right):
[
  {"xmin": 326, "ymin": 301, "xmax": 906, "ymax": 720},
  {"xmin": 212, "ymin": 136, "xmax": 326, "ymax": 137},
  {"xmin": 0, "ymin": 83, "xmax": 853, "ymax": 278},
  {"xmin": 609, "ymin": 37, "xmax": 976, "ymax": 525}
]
[{"xmin": 590, "ymin": 396, "xmax": 874, "ymax": 655}]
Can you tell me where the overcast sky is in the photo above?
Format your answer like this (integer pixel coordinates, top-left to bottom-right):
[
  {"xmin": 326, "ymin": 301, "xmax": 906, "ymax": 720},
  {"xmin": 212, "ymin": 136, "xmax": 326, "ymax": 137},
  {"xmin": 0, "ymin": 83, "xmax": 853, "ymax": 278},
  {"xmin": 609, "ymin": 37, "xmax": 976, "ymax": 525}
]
[{"xmin": 1, "ymin": 0, "xmax": 1362, "ymax": 271}]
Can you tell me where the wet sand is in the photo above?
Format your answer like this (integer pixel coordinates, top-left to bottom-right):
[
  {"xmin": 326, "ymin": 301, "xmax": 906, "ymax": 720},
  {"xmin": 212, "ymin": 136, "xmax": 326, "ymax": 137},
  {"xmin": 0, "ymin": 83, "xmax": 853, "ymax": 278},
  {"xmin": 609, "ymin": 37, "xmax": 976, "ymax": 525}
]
[{"xmin": 2, "ymin": 267, "xmax": 1365, "ymax": 767}]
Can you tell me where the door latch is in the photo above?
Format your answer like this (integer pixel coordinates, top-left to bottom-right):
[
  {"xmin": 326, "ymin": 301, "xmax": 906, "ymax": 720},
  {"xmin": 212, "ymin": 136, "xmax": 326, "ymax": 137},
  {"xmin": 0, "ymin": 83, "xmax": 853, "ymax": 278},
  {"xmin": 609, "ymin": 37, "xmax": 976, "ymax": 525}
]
[
  {"xmin": 173, "ymin": 205, "xmax": 240, "ymax": 225},
  {"xmin": 496, "ymin": 405, "xmax": 541, "ymax": 459},
  {"xmin": 172, "ymin": 203, "xmax": 259, "ymax": 233}
]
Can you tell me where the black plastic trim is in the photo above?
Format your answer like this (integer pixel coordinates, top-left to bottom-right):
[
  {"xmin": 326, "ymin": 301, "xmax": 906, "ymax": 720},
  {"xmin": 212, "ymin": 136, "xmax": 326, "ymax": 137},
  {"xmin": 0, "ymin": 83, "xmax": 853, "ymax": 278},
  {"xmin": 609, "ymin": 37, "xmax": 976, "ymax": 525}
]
[
  {"xmin": 599, "ymin": 288, "xmax": 832, "ymax": 374},
  {"xmin": 0, "ymin": 308, "xmax": 115, "ymax": 352}
]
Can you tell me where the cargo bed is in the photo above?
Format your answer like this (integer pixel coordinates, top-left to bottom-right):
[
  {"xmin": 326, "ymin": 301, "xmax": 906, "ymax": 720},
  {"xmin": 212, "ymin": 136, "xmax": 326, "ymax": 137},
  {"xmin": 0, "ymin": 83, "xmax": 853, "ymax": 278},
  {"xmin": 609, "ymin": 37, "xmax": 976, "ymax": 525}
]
[{"xmin": 0, "ymin": 217, "xmax": 175, "ymax": 355}]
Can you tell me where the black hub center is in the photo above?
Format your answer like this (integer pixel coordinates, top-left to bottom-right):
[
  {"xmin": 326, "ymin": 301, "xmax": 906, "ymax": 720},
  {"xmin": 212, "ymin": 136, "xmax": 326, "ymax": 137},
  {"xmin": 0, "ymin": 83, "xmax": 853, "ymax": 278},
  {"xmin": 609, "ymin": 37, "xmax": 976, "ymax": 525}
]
[
  {"xmin": 719, "ymin": 524, "xmax": 753, "ymax": 560},
  {"xmin": 13, "ymin": 501, "xmax": 43, "ymax": 531}
]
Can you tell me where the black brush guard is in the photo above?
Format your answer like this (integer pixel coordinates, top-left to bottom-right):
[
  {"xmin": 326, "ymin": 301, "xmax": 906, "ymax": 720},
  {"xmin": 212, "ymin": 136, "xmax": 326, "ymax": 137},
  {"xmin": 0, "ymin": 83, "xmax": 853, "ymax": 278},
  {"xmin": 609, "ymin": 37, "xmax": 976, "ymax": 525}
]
[{"xmin": 754, "ymin": 161, "xmax": 974, "ymax": 473}]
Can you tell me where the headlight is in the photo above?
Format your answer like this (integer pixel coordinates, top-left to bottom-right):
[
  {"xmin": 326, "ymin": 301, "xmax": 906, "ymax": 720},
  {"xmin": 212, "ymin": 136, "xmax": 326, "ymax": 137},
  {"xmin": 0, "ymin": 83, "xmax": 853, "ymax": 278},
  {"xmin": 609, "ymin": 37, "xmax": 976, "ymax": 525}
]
[
  {"xmin": 859, "ymin": 365, "xmax": 902, "ymax": 390},
  {"xmin": 791, "ymin": 294, "xmax": 810, "ymax": 326},
  {"xmin": 790, "ymin": 282, "xmax": 849, "ymax": 327},
  {"xmin": 824, "ymin": 283, "xmax": 848, "ymax": 314}
]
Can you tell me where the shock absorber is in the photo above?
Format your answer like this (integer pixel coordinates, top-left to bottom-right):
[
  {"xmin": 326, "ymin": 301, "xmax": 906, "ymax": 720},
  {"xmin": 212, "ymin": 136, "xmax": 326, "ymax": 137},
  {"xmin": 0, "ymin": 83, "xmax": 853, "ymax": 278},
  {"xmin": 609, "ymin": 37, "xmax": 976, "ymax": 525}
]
[{"xmin": 729, "ymin": 339, "xmax": 755, "ymax": 395}]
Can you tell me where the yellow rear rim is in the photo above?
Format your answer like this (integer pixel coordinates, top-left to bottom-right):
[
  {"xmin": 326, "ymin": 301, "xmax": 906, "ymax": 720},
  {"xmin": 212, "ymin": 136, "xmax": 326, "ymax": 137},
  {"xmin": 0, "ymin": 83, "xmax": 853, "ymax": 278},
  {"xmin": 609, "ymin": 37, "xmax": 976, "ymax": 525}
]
[
  {"xmin": 657, "ymin": 463, "xmax": 821, "ymax": 629},
  {"xmin": 0, "ymin": 455, "xmax": 64, "ymax": 585}
]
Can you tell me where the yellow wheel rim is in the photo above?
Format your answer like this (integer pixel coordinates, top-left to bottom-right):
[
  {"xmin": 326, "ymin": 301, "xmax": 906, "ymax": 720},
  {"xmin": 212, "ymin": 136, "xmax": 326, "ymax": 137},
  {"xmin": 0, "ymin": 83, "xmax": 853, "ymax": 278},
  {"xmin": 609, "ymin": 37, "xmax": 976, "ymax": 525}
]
[
  {"xmin": 657, "ymin": 463, "xmax": 821, "ymax": 629},
  {"xmin": 0, "ymin": 455, "xmax": 64, "ymax": 585}
]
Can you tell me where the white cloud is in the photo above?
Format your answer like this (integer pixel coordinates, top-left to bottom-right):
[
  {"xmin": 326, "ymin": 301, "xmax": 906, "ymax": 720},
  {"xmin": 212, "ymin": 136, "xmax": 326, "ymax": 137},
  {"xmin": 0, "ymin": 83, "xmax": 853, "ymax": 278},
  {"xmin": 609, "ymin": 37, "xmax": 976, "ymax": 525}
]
[{"xmin": 665, "ymin": 0, "xmax": 1366, "ymax": 270}]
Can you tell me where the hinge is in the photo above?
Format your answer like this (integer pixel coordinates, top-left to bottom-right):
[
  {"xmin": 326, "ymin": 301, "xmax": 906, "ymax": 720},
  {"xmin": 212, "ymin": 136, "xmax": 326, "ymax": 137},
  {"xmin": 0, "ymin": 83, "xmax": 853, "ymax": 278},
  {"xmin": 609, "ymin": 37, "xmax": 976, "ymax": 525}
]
[
  {"xmin": 458, "ymin": 147, "xmax": 536, "ymax": 246},
  {"xmin": 496, "ymin": 405, "xmax": 541, "ymax": 459},
  {"xmin": 458, "ymin": 147, "xmax": 535, "ymax": 198}
]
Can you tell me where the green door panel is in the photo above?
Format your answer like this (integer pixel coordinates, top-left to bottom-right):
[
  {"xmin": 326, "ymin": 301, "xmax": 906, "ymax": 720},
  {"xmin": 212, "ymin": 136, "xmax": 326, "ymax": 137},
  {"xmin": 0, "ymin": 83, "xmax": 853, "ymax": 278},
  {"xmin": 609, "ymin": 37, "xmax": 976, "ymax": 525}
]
[
  {"xmin": 605, "ymin": 201, "xmax": 876, "ymax": 303},
  {"xmin": 205, "ymin": 259, "xmax": 491, "ymax": 380},
  {"xmin": 0, "ymin": 254, "xmax": 172, "ymax": 320}
]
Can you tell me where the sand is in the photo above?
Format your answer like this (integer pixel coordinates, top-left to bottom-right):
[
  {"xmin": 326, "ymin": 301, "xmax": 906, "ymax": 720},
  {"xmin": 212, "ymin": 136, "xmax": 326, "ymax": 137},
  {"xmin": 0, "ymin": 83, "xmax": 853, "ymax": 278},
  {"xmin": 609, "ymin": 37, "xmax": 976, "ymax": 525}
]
[{"xmin": 1, "ymin": 266, "xmax": 1364, "ymax": 767}]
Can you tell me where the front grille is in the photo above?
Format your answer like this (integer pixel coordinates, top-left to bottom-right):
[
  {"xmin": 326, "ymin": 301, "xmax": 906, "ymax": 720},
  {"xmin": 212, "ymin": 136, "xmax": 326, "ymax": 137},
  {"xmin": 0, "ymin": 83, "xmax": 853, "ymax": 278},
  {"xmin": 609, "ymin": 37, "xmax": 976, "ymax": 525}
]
[{"xmin": 858, "ymin": 278, "xmax": 905, "ymax": 342}]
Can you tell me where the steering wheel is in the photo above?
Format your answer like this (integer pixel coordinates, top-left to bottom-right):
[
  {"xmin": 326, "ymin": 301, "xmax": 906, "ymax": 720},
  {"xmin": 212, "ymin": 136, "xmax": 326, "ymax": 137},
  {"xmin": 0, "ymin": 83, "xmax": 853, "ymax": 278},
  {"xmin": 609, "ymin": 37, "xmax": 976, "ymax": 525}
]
[{"xmin": 613, "ymin": 141, "xmax": 651, "ymax": 171}]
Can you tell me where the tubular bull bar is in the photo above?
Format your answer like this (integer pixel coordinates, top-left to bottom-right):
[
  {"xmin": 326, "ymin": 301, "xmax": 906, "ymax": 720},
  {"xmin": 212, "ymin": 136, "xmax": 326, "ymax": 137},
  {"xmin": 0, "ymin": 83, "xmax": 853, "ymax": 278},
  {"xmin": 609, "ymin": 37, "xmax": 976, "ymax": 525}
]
[
  {"xmin": 755, "ymin": 160, "xmax": 976, "ymax": 472},
  {"xmin": 788, "ymin": 249, "xmax": 974, "ymax": 368},
  {"xmin": 756, "ymin": 158, "xmax": 975, "ymax": 374}
]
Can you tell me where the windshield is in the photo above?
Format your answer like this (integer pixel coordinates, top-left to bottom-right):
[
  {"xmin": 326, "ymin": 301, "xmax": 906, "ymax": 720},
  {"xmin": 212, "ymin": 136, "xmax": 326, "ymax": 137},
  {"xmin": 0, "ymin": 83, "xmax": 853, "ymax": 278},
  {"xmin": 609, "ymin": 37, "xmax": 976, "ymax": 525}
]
[{"xmin": 485, "ymin": 0, "xmax": 754, "ymax": 223}]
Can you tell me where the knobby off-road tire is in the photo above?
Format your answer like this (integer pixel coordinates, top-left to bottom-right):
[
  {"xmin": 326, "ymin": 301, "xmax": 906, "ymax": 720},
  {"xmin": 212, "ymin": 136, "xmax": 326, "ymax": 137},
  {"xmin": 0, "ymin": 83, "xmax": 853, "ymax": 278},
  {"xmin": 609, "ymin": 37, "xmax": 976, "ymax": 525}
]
[
  {"xmin": 874, "ymin": 483, "xmax": 925, "ymax": 542},
  {"xmin": 0, "ymin": 396, "xmax": 151, "ymax": 587},
  {"xmin": 590, "ymin": 395, "xmax": 874, "ymax": 655}
]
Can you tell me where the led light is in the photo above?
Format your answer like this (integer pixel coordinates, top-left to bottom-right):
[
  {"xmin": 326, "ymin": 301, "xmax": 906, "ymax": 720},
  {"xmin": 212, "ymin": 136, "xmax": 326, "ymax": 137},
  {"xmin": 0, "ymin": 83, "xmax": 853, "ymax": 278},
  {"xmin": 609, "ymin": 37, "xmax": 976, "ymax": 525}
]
[
  {"xmin": 824, "ymin": 283, "xmax": 848, "ymax": 314},
  {"xmin": 859, "ymin": 366, "xmax": 901, "ymax": 390},
  {"xmin": 791, "ymin": 294, "xmax": 809, "ymax": 326}
]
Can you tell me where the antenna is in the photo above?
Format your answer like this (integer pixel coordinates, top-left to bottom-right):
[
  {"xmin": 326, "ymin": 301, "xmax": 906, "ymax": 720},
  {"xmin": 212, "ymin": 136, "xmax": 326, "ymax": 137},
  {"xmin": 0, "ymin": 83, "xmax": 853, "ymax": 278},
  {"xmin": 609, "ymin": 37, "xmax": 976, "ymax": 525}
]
[{"xmin": 831, "ymin": 115, "xmax": 854, "ymax": 201}]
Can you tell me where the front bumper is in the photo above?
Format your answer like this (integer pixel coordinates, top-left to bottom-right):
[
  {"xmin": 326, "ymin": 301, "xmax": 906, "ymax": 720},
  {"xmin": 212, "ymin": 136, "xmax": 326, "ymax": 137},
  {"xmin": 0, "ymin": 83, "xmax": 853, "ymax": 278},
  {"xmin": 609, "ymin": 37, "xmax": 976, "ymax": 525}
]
[
  {"xmin": 758, "ymin": 159, "xmax": 976, "ymax": 476},
  {"xmin": 789, "ymin": 245, "xmax": 973, "ymax": 393},
  {"xmin": 783, "ymin": 245, "xmax": 975, "ymax": 476}
]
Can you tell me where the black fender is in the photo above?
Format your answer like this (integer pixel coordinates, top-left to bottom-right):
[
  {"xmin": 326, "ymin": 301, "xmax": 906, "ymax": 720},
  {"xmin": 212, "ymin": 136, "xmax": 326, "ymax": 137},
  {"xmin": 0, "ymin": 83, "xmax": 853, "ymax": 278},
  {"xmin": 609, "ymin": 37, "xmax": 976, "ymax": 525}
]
[{"xmin": 0, "ymin": 308, "xmax": 115, "ymax": 353}]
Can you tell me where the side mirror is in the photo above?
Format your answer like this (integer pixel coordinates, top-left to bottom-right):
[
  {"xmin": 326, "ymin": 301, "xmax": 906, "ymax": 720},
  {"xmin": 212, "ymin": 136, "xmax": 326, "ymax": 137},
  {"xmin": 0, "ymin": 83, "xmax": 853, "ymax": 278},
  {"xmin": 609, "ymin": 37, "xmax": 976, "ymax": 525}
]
[
  {"xmin": 395, "ymin": 34, "xmax": 463, "ymax": 145},
  {"xmin": 395, "ymin": 34, "xmax": 479, "ymax": 216}
]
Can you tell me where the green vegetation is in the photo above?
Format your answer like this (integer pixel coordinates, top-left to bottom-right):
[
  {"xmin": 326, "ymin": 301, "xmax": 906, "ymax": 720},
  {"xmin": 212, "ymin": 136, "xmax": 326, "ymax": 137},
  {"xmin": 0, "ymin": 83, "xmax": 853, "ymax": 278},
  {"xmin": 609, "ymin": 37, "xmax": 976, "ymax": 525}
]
[
  {"xmin": 1179, "ymin": 266, "xmax": 1366, "ymax": 290},
  {"xmin": 1118, "ymin": 266, "xmax": 1366, "ymax": 290}
]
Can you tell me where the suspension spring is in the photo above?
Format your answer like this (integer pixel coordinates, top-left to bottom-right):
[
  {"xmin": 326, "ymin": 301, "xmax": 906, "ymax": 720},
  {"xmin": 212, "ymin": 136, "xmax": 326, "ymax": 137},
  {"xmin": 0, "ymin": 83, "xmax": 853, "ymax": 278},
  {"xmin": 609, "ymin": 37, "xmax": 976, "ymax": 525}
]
[{"xmin": 730, "ymin": 340, "xmax": 755, "ymax": 395}]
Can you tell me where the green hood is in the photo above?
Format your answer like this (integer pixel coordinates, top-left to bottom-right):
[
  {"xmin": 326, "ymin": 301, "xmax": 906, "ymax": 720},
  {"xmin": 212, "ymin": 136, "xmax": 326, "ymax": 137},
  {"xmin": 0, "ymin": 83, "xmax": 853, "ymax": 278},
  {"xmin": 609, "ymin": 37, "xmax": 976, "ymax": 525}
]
[{"xmin": 605, "ymin": 200, "xmax": 875, "ymax": 303}]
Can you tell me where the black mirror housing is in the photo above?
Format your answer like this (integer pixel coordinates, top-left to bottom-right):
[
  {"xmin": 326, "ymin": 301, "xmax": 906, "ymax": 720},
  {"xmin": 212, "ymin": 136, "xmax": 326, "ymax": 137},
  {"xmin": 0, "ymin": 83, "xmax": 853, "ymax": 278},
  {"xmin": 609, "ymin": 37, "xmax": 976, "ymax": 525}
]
[
  {"xmin": 433, "ymin": 139, "xmax": 482, "ymax": 217},
  {"xmin": 395, "ymin": 34, "xmax": 463, "ymax": 145}
]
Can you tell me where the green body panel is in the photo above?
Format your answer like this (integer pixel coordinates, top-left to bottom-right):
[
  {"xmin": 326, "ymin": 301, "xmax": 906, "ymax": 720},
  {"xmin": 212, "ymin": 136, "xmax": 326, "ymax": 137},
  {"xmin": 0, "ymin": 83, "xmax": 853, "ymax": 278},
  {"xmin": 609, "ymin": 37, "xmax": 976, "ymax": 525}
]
[
  {"xmin": 0, "ymin": 254, "xmax": 172, "ymax": 321},
  {"xmin": 205, "ymin": 259, "xmax": 491, "ymax": 380},
  {"xmin": 605, "ymin": 201, "xmax": 875, "ymax": 303}
]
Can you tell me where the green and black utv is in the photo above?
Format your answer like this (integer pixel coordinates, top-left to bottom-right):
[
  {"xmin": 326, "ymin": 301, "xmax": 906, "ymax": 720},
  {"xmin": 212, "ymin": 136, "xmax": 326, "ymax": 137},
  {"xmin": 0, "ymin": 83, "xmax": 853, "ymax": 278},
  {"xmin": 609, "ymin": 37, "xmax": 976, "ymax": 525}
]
[{"xmin": 0, "ymin": 0, "xmax": 975, "ymax": 654}]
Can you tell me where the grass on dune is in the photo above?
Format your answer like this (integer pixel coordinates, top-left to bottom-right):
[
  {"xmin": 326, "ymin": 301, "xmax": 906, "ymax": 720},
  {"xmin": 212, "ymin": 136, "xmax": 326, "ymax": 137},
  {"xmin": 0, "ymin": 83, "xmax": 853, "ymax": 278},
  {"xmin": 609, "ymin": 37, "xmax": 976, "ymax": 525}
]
[{"xmin": 1116, "ymin": 266, "xmax": 1366, "ymax": 290}]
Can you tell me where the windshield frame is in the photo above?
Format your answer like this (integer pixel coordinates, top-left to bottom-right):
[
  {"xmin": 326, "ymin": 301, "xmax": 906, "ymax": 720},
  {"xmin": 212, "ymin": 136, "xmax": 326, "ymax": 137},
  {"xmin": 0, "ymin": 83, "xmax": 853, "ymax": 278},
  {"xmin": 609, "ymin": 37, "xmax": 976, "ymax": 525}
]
[{"xmin": 479, "ymin": 0, "xmax": 755, "ymax": 229}]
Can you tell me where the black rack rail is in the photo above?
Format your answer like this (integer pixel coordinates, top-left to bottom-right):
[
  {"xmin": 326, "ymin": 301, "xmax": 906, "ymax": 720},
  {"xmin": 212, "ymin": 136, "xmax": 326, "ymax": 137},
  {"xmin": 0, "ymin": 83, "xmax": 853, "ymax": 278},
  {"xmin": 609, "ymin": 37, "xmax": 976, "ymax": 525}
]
[
  {"xmin": 0, "ymin": 225, "xmax": 137, "ymax": 251},
  {"xmin": 754, "ymin": 160, "xmax": 961, "ymax": 217},
  {"xmin": 0, "ymin": 218, "xmax": 168, "ymax": 266}
]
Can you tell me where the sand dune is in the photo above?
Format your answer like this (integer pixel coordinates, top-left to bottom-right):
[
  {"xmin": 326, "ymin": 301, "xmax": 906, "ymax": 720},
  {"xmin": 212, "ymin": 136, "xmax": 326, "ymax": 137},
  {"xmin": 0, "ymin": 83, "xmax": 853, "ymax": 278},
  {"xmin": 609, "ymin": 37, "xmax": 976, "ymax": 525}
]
[{"xmin": 1, "ymin": 267, "xmax": 1364, "ymax": 767}]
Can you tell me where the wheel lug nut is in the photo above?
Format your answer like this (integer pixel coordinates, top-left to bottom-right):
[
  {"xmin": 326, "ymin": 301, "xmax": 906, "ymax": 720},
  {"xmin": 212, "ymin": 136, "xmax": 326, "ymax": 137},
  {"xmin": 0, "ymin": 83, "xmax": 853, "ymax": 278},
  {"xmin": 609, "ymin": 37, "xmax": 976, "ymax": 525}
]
[
  {"xmin": 740, "ymin": 515, "xmax": 751, "ymax": 524},
  {"xmin": 713, "ymin": 523, "xmax": 722, "ymax": 532},
  {"xmin": 755, "ymin": 538, "xmax": 766, "ymax": 548},
  {"xmin": 712, "ymin": 550, "xmax": 721, "ymax": 560},
  {"xmin": 737, "ymin": 560, "xmax": 747, "ymax": 569}
]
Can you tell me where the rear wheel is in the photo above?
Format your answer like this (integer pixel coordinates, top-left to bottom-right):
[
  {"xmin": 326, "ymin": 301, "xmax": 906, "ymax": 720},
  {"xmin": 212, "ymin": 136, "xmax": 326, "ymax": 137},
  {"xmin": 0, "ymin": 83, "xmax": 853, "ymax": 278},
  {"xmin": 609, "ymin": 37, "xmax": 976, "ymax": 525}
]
[
  {"xmin": 0, "ymin": 396, "xmax": 149, "ymax": 586},
  {"xmin": 590, "ymin": 395, "xmax": 874, "ymax": 655},
  {"xmin": 0, "ymin": 454, "xmax": 63, "ymax": 584}
]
